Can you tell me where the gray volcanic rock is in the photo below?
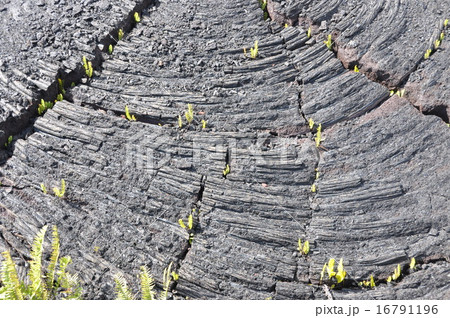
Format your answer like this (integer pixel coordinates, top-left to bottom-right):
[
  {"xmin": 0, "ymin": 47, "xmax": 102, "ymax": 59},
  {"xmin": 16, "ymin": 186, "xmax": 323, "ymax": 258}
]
[
  {"xmin": 0, "ymin": 0, "xmax": 152, "ymax": 146},
  {"xmin": 405, "ymin": 37, "xmax": 450, "ymax": 121},
  {"xmin": 0, "ymin": 0, "xmax": 449, "ymax": 300},
  {"xmin": 268, "ymin": 0, "xmax": 449, "ymax": 88}
]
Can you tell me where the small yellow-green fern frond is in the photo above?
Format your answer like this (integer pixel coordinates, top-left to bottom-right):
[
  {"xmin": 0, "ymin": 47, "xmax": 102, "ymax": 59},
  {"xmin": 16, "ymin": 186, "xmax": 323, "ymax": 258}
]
[
  {"xmin": 53, "ymin": 179, "xmax": 66, "ymax": 198},
  {"xmin": 46, "ymin": 225, "xmax": 60, "ymax": 291},
  {"xmin": 0, "ymin": 251, "xmax": 24, "ymax": 300},
  {"xmin": 134, "ymin": 12, "xmax": 141, "ymax": 23},
  {"xmin": 29, "ymin": 225, "xmax": 48, "ymax": 300},
  {"xmin": 315, "ymin": 124, "xmax": 322, "ymax": 147},
  {"xmin": 326, "ymin": 258, "xmax": 336, "ymax": 279},
  {"xmin": 139, "ymin": 266, "xmax": 155, "ymax": 300},
  {"xmin": 250, "ymin": 40, "xmax": 259, "ymax": 59},
  {"xmin": 188, "ymin": 214, "xmax": 193, "ymax": 230},
  {"xmin": 302, "ymin": 240, "xmax": 310, "ymax": 255},
  {"xmin": 409, "ymin": 257, "xmax": 416, "ymax": 270},
  {"xmin": 336, "ymin": 258, "xmax": 346, "ymax": 283},
  {"xmin": 185, "ymin": 104, "xmax": 194, "ymax": 124},
  {"xmin": 125, "ymin": 106, "xmax": 136, "ymax": 121},
  {"xmin": 114, "ymin": 273, "xmax": 134, "ymax": 300}
]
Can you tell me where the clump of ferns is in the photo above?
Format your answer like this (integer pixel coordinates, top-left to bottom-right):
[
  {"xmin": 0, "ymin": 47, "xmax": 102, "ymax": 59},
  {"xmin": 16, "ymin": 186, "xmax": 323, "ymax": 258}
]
[
  {"xmin": 0, "ymin": 225, "xmax": 82, "ymax": 300},
  {"xmin": 297, "ymin": 239, "xmax": 310, "ymax": 256},
  {"xmin": 243, "ymin": 40, "xmax": 259, "ymax": 59},
  {"xmin": 178, "ymin": 104, "xmax": 207, "ymax": 130},
  {"xmin": 114, "ymin": 262, "xmax": 178, "ymax": 300},
  {"xmin": 423, "ymin": 23, "xmax": 447, "ymax": 60},
  {"xmin": 179, "ymin": 209, "xmax": 199, "ymax": 245},
  {"xmin": 308, "ymin": 118, "xmax": 324, "ymax": 149},
  {"xmin": 319, "ymin": 258, "xmax": 347, "ymax": 289},
  {"xmin": 40, "ymin": 179, "xmax": 66, "ymax": 198},
  {"xmin": 38, "ymin": 99, "xmax": 54, "ymax": 116},
  {"xmin": 82, "ymin": 56, "xmax": 93, "ymax": 78},
  {"xmin": 385, "ymin": 258, "xmax": 417, "ymax": 284}
]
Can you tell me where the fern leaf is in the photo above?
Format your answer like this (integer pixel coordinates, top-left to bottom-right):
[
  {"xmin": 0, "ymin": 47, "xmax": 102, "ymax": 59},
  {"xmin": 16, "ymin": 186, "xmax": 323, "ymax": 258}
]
[
  {"xmin": 56, "ymin": 255, "xmax": 71, "ymax": 289},
  {"xmin": 0, "ymin": 251, "xmax": 24, "ymax": 300},
  {"xmin": 159, "ymin": 262, "xmax": 173, "ymax": 300},
  {"xmin": 28, "ymin": 225, "xmax": 48, "ymax": 299},
  {"xmin": 188, "ymin": 214, "xmax": 193, "ymax": 230},
  {"xmin": 114, "ymin": 273, "xmax": 133, "ymax": 300},
  {"xmin": 46, "ymin": 225, "xmax": 60, "ymax": 292},
  {"xmin": 139, "ymin": 266, "xmax": 155, "ymax": 300},
  {"xmin": 61, "ymin": 273, "xmax": 82, "ymax": 300}
]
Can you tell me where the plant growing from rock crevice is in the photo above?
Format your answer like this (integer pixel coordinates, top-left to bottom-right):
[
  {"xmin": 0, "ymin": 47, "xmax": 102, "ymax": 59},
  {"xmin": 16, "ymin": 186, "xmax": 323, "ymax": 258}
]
[
  {"xmin": 4, "ymin": 136, "xmax": 12, "ymax": 148},
  {"xmin": 297, "ymin": 239, "xmax": 310, "ymax": 256},
  {"xmin": 53, "ymin": 179, "xmax": 66, "ymax": 198},
  {"xmin": 38, "ymin": 99, "xmax": 54, "ymax": 116},
  {"xmin": 324, "ymin": 34, "xmax": 333, "ymax": 50},
  {"xmin": 320, "ymin": 258, "xmax": 346, "ymax": 287},
  {"xmin": 125, "ymin": 106, "xmax": 136, "ymax": 121},
  {"xmin": 82, "ymin": 56, "xmax": 93, "ymax": 78},
  {"xmin": 115, "ymin": 262, "xmax": 177, "ymax": 300}
]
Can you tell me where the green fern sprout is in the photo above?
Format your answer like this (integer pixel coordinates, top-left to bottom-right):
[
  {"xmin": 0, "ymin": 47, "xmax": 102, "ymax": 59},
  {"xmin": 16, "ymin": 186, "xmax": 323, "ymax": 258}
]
[
  {"xmin": 409, "ymin": 257, "xmax": 416, "ymax": 270},
  {"xmin": 118, "ymin": 29, "xmax": 124, "ymax": 41},
  {"xmin": 178, "ymin": 115, "xmax": 183, "ymax": 128},
  {"xmin": 308, "ymin": 118, "xmax": 315, "ymax": 130},
  {"xmin": 58, "ymin": 78, "xmax": 66, "ymax": 96},
  {"xmin": 307, "ymin": 27, "xmax": 311, "ymax": 38},
  {"xmin": 40, "ymin": 183, "xmax": 47, "ymax": 194},
  {"xmin": 444, "ymin": 19, "xmax": 448, "ymax": 28},
  {"xmin": 223, "ymin": 164, "xmax": 230, "ymax": 177},
  {"xmin": 179, "ymin": 214, "xmax": 193, "ymax": 230},
  {"xmin": 324, "ymin": 34, "xmax": 333, "ymax": 50},
  {"xmin": 4, "ymin": 135, "xmax": 12, "ymax": 148},
  {"xmin": 424, "ymin": 49, "xmax": 432, "ymax": 59},
  {"xmin": 134, "ymin": 12, "xmax": 141, "ymax": 23},
  {"xmin": 354, "ymin": 65, "xmax": 360, "ymax": 72},
  {"xmin": 320, "ymin": 258, "xmax": 346, "ymax": 285},
  {"xmin": 387, "ymin": 264, "xmax": 401, "ymax": 282},
  {"xmin": 53, "ymin": 179, "xmax": 66, "ymax": 198},
  {"xmin": 201, "ymin": 119, "xmax": 207, "ymax": 129},
  {"xmin": 185, "ymin": 104, "xmax": 194, "ymax": 124},
  {"xmin": 250, "ymin": 40, "xmax": 259, "ymax": 59},
  {"xmin": 315, "ymin": 124, "xmax": 322, "ymax": 147},
  {"xmin": 125, "ymin": 106, "xmax": 136, "ymax": 121},
  {"xmin": 82, "ymin": 56, "xmax": 93, "ymax": 78},
  {"xmin": 38, "ymin": 99, "xmax": 54, "ymax": 116},
  {"xmin": 108, "ymin": 44, "xmax": 114, "ymax": 55},
  {"xmin": 297, "ymin": 239, "xmax": 310, "ymax": 255},
  {"xmin": 359, "ymin": 275, "xmax": 376, "ymax": 288},
  {"xmin": 434, "ymin": 39, "xmax": 441, "ymax": 49},
  {"xmin": 311, "ymin": 184, "xmax": 316, "ymax": 193}
]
